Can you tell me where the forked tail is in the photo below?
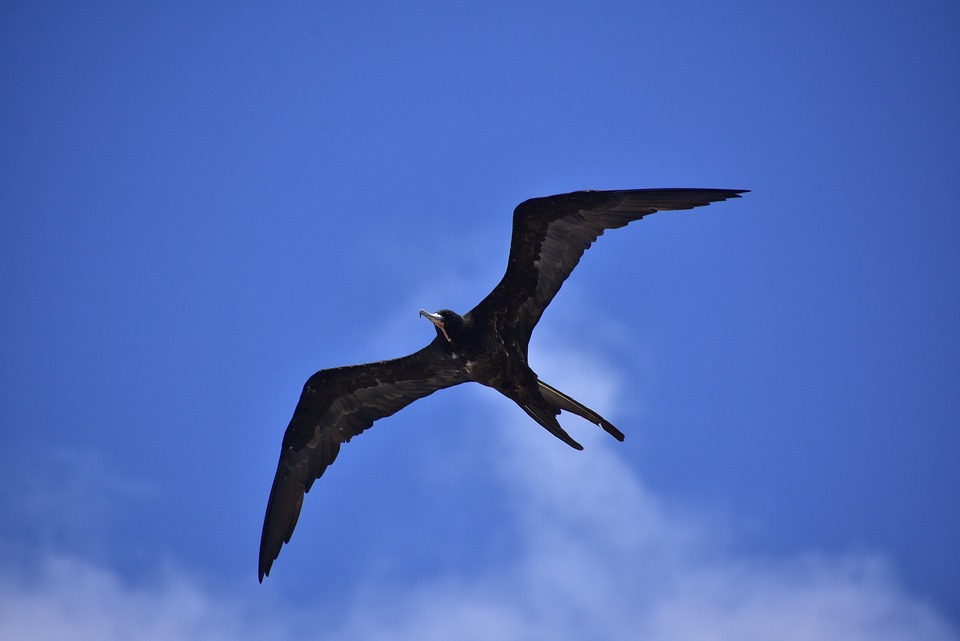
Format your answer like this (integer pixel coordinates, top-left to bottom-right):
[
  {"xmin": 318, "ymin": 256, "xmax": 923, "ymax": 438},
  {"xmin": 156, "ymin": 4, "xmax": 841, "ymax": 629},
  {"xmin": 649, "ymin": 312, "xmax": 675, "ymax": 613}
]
[
  {"xmin": 537, "ymin": 380, "xmax": 625, "ymax": 442},
  {"xmin": 520, "ymin": 380, "xmax": 625, "ymax": 450}
]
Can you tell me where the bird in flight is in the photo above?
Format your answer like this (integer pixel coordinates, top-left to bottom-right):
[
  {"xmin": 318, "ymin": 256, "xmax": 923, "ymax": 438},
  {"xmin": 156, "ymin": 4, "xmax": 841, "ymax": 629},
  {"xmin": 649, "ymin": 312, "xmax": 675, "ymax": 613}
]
[{"xmin": 259, "ymin": 187, "xmax": 747, "ymax": 581}]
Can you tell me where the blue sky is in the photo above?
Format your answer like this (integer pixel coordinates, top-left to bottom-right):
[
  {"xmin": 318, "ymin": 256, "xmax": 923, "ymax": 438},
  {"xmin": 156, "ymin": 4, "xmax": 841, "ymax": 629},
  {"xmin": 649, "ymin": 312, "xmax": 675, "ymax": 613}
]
[{"xmin": 1, "ymin": 1, "xmax": 958, "ymax": 638}]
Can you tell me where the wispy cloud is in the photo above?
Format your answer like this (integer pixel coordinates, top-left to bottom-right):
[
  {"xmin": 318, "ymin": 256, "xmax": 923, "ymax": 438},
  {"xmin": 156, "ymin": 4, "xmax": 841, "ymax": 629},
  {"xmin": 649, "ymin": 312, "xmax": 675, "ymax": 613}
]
[
  {"xmin": 331, "ymin": 349, "xmax": 957, "ymax": 641},
  {"xmin": 0, "ymin": 345, "xmax": 956, "ymax": 641},
  {"xmin": 0, "ymin": 445, "xmax": 155, "ymax": 559}
]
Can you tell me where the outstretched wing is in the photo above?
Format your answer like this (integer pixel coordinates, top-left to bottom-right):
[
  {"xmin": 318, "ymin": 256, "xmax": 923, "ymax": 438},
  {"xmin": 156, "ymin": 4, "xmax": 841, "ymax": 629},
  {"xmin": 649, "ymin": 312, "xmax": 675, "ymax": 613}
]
[
  {"xmin": 472, "ymin": 188, "xmax": 747, "ymax": 344},
  {"xmin": 259, "ymin": 339, "xmax": 467, "ymax": 581}
]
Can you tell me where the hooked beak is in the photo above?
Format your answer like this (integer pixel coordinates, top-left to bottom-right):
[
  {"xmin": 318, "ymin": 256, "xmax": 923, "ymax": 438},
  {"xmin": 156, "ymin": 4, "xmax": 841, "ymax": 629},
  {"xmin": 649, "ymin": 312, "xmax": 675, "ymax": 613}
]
[{"xmin": 419, "ymin": 309, "xmax": 451, "ymax": 343}]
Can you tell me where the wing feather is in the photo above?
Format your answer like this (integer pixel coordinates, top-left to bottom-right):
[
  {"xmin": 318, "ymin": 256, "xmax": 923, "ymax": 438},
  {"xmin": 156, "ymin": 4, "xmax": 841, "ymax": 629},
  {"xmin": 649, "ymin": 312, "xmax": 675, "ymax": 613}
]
[
  {"xmin": 473, "ymin": 188, "xmax": 747, "ymax": 344},
  {"xmin": 258, "ymin": 339, "xmax": 466, "ymax": 581}
]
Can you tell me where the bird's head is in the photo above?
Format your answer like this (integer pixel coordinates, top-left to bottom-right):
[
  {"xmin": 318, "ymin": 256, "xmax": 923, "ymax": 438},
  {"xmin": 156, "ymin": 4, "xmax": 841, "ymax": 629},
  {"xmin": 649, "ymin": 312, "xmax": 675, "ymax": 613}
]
[{"xmin": 419, "ymin": 309, "xmax": 464, "ymax": 344}]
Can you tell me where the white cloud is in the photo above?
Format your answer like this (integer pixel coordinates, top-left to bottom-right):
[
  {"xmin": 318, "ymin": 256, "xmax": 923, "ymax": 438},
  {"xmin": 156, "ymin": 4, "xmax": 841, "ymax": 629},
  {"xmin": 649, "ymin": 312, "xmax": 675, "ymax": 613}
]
[
  {"xmin": 330, "ymin": 389, "xmax": 957, "ymax": 641},
  {"xmin": 0, "ymin": 556, "xmax": 271, "ymax": 641},
  {"xmin": 0, "ymin": 344, "xmax": 956, "ymax": 641}
]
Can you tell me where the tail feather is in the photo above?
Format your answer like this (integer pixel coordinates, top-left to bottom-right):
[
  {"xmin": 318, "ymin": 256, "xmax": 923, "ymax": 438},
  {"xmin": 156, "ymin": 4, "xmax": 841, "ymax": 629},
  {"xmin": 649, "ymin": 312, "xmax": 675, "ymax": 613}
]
[
  {"xmin": 537, "ymin": 380, "xmax": 626, "ymax": 442},
  {"xmin": 520, "ymin": 403, "xmax": 584, "ymax": 450}
]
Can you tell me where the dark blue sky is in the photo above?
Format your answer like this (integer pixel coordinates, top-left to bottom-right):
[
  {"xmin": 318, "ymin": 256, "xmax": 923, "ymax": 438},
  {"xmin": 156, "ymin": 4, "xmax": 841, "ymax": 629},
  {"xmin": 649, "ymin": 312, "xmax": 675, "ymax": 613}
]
[{"xmin": 2, "ymin": 2, "xmax": 958, "ymax": 639}]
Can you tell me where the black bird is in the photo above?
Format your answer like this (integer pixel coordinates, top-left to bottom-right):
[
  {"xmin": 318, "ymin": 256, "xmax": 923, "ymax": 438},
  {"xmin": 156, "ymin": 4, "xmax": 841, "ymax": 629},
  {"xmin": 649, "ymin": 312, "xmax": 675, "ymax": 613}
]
[{"xmin": 259, "ymin": 187, "xmax": 747, "ymax": 581}]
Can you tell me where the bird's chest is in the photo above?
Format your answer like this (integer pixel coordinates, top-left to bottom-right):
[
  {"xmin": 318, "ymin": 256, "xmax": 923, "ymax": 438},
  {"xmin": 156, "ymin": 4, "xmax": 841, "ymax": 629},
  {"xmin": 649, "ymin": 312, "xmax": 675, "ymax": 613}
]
[{"xmin": 458, "ymin": 340, "xmax": 529, "ymax": 392}]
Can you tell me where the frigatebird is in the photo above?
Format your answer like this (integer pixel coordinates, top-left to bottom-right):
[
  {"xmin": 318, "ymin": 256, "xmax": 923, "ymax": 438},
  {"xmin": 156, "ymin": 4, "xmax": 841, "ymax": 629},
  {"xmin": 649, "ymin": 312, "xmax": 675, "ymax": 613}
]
[{"xmin": 259, "ymin": 187, "xmax": 747, "ymax": 581}]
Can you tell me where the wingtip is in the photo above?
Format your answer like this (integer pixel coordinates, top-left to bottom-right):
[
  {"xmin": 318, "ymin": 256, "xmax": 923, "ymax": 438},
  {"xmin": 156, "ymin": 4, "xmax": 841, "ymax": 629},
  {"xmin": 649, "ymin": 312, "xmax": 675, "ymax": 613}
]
[
  {"xmin": 701, "ymin": 188, "xmax": 749, "ymax": 206},
  {"xmin": 258, "ymin": 534, "xmax": 277, "ymax": 583},
  {"xmin": 701, "ymin": 188, "xmax": 749, "ymax": 200},
  {"xmin": 711, "ymin": 188, "xmax": 749, "ymax": 201}
]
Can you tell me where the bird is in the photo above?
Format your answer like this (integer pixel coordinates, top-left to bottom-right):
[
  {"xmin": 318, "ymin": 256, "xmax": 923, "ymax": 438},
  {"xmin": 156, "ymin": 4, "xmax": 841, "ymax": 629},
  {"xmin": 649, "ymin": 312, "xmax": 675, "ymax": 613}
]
[{"xmin": 258, "ymin": 187, "xmax": 747, "ymax": 581}]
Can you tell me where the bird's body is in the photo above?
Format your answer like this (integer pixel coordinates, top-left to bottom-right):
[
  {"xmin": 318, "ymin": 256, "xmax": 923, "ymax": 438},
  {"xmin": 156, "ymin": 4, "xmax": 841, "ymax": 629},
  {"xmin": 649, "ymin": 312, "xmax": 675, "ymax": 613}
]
[{"xmin": 259, "ymin": 187, "xmax": 747, "ymax": 581}]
